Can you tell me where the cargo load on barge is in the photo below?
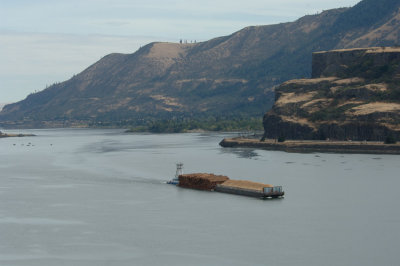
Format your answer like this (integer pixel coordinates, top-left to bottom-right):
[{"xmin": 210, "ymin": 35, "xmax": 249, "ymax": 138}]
[
  {"xmin": 168, "ymin": 164, "xmax": 284, "ymax": 199},
  {"xmin": 178, "ymin": 173, "xmax": 229, "ymax": 190}
]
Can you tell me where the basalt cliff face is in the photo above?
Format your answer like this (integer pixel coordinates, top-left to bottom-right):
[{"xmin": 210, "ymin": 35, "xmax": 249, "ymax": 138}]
[
  {"xmin": 263, "ymin": 47, "xmax": 400, "ymax": 141},
  {"xmin": 1, "ymin": 0, "xmax": 400, "ymax": 128}
]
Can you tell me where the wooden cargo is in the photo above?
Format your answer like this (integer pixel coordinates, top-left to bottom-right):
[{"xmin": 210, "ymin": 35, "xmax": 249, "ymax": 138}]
[
  {"xmin": 178, "ymin": 173, "xmax": 229, "ymax": 191},
  {"xmin": 219, "ymin": 180, "xmax": 273, "ymax": 192}
]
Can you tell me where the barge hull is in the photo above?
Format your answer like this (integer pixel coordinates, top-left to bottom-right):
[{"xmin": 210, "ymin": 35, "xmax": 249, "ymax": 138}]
[{"xmin": 215, "ymin": 185, "xmax": 284, "ymax": 199}]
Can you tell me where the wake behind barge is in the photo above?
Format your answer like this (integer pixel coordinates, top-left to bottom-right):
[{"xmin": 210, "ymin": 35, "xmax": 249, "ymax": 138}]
[{"xmin": 168, "ymin": 164, "xmax": 284, "ymax": 199}]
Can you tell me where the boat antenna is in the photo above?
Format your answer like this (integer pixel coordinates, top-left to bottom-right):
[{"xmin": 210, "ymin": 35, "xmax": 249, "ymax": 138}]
[{"xmin": 175, "ymin": 163, "xmax": 183, "ymax": 178}]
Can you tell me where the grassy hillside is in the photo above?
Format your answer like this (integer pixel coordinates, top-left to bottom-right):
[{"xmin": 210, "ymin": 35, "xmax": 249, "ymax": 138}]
[{"xmin": 1, "ymin": 0, "xmax": 400, "ymax": 130}]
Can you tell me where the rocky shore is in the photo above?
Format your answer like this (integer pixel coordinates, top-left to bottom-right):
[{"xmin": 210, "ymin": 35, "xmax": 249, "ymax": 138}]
[{"xmin": 220, "ymin": 138, "xmax": 400, "ymax": 154}]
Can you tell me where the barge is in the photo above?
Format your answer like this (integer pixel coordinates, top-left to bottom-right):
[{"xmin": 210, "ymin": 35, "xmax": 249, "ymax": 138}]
[
  {"xmin": 168, "ymin": 164, "xmax": 284, "ymax": 199},
  {"xmin": 215, "ymin": 180, "xmax": 284, "ymax": 199}
]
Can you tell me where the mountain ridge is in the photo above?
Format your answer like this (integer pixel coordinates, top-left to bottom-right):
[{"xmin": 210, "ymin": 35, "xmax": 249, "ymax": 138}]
[{"xmin": 1, "ymin": 0, "xmax": 400, "ymax": 129}]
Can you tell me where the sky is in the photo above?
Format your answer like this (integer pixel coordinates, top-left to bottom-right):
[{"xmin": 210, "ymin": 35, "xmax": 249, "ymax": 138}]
[{"xmin": 1, "ymin": 0, "xmax": 361, "ymax": 104}]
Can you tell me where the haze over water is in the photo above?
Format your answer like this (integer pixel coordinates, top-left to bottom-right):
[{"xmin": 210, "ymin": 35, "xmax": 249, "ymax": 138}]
[{"xmin": 0, "ymin": 129, "xmax": 399, "ymax": 265}]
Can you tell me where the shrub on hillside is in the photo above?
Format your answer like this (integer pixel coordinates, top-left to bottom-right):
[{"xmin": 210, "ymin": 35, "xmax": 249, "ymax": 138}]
[{"xmin": 384, "ymin": 135, "xmax": 397, "ymax": 144}]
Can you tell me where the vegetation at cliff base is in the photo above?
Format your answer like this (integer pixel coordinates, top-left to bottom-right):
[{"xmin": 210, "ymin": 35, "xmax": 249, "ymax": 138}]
[
  {"xmin": 385, "ymin": 135, "xmax": 397, "ymax": 144},
  {"xmin": 277, "ymin": 136, "xmax": 286, "ymax": 142}
]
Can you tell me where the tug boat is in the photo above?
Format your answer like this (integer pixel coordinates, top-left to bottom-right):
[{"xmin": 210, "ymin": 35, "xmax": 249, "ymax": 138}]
[{"xmin": 167, "ymin": 163, "xmax": 183, "ymax": 185}]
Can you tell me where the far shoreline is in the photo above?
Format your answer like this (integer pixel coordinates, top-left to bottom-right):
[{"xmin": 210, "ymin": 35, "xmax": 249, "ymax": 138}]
[
  {"xmin": 0, "ymin": 132, "xmax": 36, "ymax": 138},
  {"xmin": 219, "ymin": 138, "xmax": 400, "ymax": 155}
]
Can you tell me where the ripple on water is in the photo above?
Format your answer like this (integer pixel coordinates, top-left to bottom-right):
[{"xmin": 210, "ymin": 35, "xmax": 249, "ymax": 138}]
[{"xmin": 0, "ymin": 217, "xmax": 85, "ymax": 225}]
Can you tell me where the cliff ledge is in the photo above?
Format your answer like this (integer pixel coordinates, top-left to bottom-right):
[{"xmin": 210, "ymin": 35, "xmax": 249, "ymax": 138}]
[{"xmin": 263, "ymin": 47, "xmax": 400, "ymax": 141}]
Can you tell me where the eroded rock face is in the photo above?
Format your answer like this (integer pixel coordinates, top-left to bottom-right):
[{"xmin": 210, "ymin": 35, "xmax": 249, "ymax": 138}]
[
  {"xmin": 263, "ymin": 47, "xmax": 400, "ymax": 141},
  {"xmin": 312, "ymin": 47, "xmax": 400, "ymax": 78}
]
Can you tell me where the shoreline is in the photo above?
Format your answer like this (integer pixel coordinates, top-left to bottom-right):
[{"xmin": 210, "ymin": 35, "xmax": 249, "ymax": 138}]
[
  {"xmin": 219, "ymin": 138, "xmax": 400, "ymax": 155},
  {"xmin": 0, "ymin": 133, "xmax": 36, "ymax": 138}
]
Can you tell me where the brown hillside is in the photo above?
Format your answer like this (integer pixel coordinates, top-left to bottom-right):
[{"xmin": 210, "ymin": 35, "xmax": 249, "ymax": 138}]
[{"xmin": 1, "ymin": 0, "xmax": 400, "ymax": 128}]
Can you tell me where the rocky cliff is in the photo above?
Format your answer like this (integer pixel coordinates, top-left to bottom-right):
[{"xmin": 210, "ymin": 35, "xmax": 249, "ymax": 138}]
[
  {"xmin": 263, "ymin": 47, "xmax": 400, "ymax": 141},
  {"xmin": 1, "ymin": 0, "xmax": 400, "ymax": 128}
]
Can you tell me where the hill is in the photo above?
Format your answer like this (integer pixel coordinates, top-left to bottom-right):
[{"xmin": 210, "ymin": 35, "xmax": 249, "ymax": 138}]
[
  {"xmin": 262, "ymin": 47, "xmax": 400, "ymax": 141},
  {"xmin": 1, "ymin": 0, "xmax": 400, "ymax": 129}
]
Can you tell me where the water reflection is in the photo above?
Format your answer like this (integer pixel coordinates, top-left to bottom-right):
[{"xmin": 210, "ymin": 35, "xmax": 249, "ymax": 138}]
[
  {"xmin": 219, "ymin": 147, "xmax": 259, "ymax": 159},
  {"xmin": 79, "ymin": 139, "xmax": 180, "ymax": 153},
  {"xmin": 80, "ymin": 139, "xmax": 128, "ymax": 153}
]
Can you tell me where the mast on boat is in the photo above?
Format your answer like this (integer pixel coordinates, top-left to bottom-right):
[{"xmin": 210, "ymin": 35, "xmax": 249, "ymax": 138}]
[{"xmin": 175, "ymin": 162, "xmax": 183, "ymax": 179}]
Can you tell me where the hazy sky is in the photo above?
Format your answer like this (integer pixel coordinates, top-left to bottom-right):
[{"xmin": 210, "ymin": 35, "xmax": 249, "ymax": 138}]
[{"xmin": 1, "ymin": 0, "xmax": 360, "ymax": 104}]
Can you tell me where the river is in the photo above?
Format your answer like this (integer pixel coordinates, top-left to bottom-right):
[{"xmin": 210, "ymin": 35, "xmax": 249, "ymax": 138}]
[{"xmin": 0, "ymin": 129, "xmax": 399, "ymax": 266}]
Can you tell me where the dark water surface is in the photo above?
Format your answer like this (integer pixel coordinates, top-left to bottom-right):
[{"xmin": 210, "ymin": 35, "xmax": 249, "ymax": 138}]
[{"xmin": 0, "ymin": 129, "xmax": 399, "ymax": 266}]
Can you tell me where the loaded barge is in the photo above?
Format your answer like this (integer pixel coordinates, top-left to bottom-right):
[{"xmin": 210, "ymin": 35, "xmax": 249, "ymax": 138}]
[{"xmin": 168, "ymin": 164, "xmax": 284, "ymax": 199}]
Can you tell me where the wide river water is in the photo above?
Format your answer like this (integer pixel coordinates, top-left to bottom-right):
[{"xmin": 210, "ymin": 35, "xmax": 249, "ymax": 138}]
[{"xmin": 0, "ymin": 129, "xmax": 399, "ymax": 266}]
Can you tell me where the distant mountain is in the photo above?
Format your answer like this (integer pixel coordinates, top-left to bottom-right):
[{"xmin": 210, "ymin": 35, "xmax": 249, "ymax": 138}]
[
  {"xmin": 0, "ymin": 103, "xmax": 8, "ymax": 112},
  {"xmin": 263, "ymin": 47, "xmax": 400, "ymax": 141},
  {"xmin": 1, "ymin": 0, "xmax": 400, "ymax": 128}
]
